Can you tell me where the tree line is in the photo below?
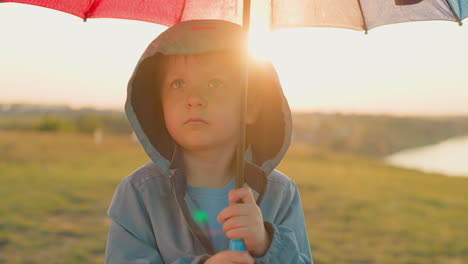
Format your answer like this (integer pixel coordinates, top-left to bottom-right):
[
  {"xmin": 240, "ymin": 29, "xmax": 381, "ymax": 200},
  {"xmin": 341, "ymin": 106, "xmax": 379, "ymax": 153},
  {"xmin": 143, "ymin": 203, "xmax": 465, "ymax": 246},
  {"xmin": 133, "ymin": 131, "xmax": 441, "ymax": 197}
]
[{"xmin": 2, "ymin": 104, "xmax": 468, "ymax": 157}]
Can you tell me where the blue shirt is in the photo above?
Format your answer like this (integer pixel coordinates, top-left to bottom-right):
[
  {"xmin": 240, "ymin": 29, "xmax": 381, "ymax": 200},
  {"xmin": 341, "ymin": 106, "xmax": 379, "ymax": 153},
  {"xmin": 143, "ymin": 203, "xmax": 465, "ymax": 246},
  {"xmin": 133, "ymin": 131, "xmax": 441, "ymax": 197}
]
[{"xmin": 185, "ymin": 177, "xmax": 236, "ymax": 252}]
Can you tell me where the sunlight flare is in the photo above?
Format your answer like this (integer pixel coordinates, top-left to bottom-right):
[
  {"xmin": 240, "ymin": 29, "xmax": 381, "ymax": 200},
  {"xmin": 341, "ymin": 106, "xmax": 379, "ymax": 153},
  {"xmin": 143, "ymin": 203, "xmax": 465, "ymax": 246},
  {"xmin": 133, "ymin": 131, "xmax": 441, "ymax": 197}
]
[{"xmin": 247, "ymin": 0, "xmax": 274, "ymax": 61}]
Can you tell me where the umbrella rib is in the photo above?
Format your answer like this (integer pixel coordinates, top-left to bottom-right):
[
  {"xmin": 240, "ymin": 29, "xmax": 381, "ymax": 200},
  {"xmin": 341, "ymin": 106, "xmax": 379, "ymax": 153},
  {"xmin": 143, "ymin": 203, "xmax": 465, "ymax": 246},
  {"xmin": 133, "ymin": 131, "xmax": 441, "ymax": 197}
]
[
  {"xmin": 442, "ymin": 0, "xmax": 463, "ymax": 25},
  {"xmin": 177, "ymin": 0, "xmax": 188, "ymax": 24},
  {"xmin": 83, "ymin": 0, "xmax": 96, "ymax": 22},
  {"xmin": 357, "ymin": 0, "xmax": 368, "ymax": 34}
]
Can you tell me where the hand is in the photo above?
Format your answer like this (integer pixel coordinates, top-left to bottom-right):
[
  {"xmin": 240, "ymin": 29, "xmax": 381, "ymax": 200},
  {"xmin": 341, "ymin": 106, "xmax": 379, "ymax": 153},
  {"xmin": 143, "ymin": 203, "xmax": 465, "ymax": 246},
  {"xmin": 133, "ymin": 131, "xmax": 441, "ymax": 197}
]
[
  {"xmin": 217, "ymin": 186, "xmax": 271, "ymax": 257},
  {"xmin": 204, "ymin": 250, "xmax": 254, "ymax": 264}
]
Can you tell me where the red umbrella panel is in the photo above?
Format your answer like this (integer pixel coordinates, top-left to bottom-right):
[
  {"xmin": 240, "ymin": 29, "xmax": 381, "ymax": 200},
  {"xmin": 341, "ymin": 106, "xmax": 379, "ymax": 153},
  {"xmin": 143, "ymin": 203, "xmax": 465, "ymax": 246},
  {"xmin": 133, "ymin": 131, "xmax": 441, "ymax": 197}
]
[{"xmin": 0, "ymin": 0, "xmax": 243, "ymax": 25}]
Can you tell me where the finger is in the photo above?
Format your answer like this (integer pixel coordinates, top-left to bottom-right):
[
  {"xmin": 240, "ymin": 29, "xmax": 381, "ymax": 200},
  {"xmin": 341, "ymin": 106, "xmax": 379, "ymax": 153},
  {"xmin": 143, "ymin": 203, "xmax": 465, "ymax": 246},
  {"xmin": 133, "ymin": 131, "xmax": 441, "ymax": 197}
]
[
  {"xmin": 229, "ymin": 186, "xmax": 255, "ymax": 205},
  {"xmin": 222, "ymin": 215, "xmax": 250, "ymax": 233},
  {"xmin": 217, "ymin": 204, "xmax": 251, "ymax": 223},
  {"xmin": 225, "ymin": 227, "xmax": 250, "ymax": 240},
  {"xmin": 236, "ymin": 252, "xmax": 254, "ymax": 264},
  {"xmin": 224, "ymin": 251, "xmax": 254, "ymax": 264}
]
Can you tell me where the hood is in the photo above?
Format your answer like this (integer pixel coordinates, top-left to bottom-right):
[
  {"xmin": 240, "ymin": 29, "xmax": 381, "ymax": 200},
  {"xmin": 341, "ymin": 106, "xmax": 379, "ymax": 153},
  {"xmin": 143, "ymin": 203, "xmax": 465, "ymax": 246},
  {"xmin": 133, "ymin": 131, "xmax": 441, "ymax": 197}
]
[{"xmin": 125, "ymin": 19, "xmax": 292, "ymax": 182}]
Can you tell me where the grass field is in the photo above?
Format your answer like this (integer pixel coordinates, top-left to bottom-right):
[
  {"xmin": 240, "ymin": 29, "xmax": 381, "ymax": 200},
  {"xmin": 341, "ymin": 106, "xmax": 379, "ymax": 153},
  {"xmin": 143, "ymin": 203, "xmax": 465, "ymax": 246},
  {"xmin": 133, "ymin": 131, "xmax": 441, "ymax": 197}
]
[{"xmin": 1, "ymin": 130, "xmax": 467, "ymax": 263}]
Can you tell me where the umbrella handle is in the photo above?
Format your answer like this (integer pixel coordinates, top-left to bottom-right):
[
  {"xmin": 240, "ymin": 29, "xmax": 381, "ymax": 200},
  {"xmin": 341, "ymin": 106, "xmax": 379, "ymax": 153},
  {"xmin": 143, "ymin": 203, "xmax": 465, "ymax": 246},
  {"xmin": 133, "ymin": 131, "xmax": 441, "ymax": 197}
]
[{"xmin": 229, "ymin": 238, "xmax": 246, "ymax": 251}]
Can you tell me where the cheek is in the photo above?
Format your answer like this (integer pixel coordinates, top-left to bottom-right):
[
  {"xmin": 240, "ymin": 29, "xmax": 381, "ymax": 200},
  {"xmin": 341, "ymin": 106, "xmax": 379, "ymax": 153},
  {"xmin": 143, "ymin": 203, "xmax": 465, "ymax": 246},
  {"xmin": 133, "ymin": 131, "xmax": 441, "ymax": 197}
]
[
  {"xmin": 212, "ymin": 101, "xmax": 241, "ymax": 128},
  {"xmin": 161, "ymin": 99, "xmax": 179, "ymax": 129}
]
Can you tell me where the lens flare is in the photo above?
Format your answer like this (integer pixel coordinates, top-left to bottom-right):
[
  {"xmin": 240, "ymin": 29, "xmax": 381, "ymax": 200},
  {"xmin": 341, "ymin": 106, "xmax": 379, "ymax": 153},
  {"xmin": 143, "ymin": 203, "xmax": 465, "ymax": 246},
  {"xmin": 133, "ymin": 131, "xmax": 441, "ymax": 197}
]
[{"xmin": 192, "ymin": 210, "xmax": 208, "ymax": 224}]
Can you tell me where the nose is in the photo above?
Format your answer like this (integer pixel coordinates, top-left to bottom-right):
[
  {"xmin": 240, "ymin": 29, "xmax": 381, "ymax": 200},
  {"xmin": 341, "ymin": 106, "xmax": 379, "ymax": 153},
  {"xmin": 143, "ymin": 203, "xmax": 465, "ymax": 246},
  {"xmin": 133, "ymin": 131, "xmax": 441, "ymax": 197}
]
[{"xmin": 185, "ymin": 87, "xmax": 207, "ymax": 109}]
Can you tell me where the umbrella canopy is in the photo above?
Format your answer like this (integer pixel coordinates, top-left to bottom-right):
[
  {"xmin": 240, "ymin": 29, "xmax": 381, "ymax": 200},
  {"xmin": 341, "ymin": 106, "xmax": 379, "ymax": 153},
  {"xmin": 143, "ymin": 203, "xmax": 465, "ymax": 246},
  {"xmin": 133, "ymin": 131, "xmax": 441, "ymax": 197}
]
[{"xmin": 1, "ymin": 0, "xmax": 466, "ymax": 31}]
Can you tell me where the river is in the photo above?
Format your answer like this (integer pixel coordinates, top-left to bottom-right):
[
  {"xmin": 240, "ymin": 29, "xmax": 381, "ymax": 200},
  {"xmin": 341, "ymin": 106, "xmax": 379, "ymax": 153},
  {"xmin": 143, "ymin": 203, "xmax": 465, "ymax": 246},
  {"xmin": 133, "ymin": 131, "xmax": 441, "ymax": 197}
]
[{"xmin": 384, "ymin": 135, "xmax": 468, "ymax": 177}]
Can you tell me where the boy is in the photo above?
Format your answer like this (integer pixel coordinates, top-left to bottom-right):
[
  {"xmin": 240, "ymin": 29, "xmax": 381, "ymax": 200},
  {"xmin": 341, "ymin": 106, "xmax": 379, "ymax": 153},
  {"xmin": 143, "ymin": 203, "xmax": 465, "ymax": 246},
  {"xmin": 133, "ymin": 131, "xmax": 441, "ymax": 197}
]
[{"xmin": 105, "ymin": 19, "xmax": 313, "ymax": 264}]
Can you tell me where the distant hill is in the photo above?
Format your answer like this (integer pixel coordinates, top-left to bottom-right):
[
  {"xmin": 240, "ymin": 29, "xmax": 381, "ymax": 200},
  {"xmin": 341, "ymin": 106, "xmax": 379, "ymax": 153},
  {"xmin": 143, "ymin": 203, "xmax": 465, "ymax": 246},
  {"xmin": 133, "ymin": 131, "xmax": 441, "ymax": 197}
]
[
  {"xmin": 2, "ymin": 103, "xmax": 468, "ymax": 158},
  {"xmin": 292, "ymin": 112, "xmax": 468, "ymax": 157}
]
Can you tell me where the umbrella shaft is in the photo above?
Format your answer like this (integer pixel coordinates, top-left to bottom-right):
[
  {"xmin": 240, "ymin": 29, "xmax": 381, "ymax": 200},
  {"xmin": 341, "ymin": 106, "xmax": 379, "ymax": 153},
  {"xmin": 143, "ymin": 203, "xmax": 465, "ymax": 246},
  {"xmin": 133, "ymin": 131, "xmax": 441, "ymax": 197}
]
[
  {"xmin": 235, "ymin": 0, "xmax": 251, "ymax": 189},
  {"xmin": 243, "ymin": 0, "xmax": 251, "ymax": 29}
]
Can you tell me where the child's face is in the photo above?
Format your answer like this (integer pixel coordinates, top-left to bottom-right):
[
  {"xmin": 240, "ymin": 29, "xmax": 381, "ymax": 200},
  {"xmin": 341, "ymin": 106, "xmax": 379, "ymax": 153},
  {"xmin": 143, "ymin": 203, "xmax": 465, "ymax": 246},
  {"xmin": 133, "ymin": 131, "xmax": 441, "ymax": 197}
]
[{"xmin": 161, "ymin": 51, "xmax": 251, "ymax": 153}]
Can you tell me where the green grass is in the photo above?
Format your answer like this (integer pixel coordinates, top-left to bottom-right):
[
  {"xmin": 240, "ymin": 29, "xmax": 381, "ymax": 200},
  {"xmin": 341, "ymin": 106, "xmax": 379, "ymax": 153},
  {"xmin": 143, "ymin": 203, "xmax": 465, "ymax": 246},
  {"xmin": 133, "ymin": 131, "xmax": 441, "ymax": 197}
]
[{"xmin": 1, "ymin": 131, "xmax": 467, "ymax": 263}]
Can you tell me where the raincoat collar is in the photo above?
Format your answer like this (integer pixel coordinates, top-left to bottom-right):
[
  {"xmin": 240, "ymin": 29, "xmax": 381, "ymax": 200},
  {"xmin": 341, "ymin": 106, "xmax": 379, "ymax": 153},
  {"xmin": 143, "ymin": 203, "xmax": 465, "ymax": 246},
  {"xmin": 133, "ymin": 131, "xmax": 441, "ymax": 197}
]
[
  {"xmin": 168, "ymin": 143, "xmax": 268, "ymax": 199},
  {"xmin": 168, "ymin": 143, "xmax": 267, "ymax": 254}
]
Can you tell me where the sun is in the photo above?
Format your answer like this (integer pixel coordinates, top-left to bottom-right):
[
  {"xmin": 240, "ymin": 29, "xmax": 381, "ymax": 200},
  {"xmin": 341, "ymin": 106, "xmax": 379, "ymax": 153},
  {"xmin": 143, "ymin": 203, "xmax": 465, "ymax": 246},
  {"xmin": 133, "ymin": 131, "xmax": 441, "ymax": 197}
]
[
  {"xmin": 248, "ymin": 28, "xmax": 274, "ymax": 61},
  {"xmin": 246, "ymin": 1, "xmax": 275, "ymax": 61}
]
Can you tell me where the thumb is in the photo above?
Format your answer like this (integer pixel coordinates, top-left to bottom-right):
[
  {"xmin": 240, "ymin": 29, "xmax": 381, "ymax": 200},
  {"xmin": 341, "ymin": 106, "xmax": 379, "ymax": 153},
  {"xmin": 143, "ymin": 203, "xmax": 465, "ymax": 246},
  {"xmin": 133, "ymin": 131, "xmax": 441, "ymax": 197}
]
[{"xmin": 228, "ymin": 186, "xmax": 255, "ymax": 205}]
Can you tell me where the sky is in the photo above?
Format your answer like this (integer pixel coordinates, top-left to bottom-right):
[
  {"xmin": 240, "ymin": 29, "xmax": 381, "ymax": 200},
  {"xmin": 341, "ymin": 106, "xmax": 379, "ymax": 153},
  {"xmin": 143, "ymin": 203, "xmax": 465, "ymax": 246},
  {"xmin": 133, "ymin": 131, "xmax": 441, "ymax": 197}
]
[{"xmin": 1, "ymin": 3, "xmax": 468, "ymax": 116}]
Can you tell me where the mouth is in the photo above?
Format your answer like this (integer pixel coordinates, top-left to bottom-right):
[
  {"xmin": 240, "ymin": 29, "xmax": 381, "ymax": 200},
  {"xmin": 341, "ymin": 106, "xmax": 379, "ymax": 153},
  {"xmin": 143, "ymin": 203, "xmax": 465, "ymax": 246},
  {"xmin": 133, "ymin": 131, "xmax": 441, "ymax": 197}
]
[{"xmin": 184, "ymin": 118, "xmax": 208, "ymax": 125}]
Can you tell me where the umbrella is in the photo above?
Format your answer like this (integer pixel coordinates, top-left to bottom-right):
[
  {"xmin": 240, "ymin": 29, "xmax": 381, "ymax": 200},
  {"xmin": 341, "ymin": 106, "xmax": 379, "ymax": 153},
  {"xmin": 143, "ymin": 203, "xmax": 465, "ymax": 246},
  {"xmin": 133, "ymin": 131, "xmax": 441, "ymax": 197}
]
[
  {"xmin": 1, "ymin": 0, "xmax": 465, "ymax": 29},
  {"xmin": 2, "ymin": 0, "xmax": 467, "ymax": 252}
]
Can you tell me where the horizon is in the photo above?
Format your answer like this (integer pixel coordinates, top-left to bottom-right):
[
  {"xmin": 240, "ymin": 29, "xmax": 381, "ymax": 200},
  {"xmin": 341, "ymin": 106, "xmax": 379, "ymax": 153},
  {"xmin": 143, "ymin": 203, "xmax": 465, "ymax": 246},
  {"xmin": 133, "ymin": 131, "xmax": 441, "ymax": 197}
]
[{"xmin": 2, "ymin": 100, "xmax": 468, "ymax": 118}]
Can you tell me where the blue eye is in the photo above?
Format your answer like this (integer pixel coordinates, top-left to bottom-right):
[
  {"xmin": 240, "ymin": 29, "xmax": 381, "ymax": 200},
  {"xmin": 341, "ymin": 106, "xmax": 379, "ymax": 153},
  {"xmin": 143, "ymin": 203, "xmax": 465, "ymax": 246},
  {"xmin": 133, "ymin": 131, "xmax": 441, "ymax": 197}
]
[
  {"xmin": 209, "ymin": 79, "xmax": 224, "ymax": 88},
  {"xmin": 171, "ymin": 79, "xmax": 185, "ymax": 89}
]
